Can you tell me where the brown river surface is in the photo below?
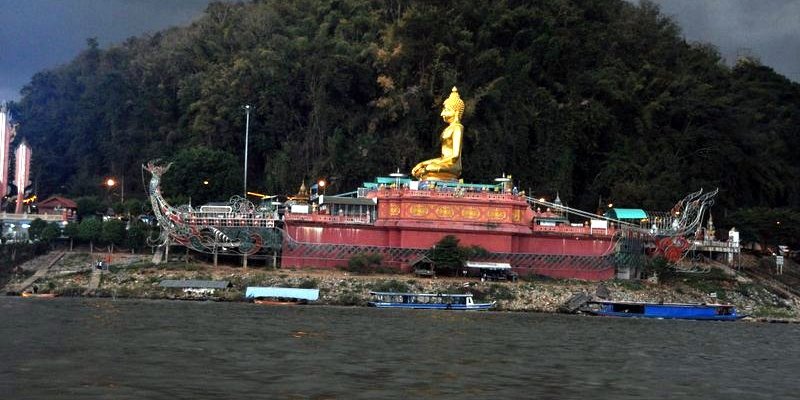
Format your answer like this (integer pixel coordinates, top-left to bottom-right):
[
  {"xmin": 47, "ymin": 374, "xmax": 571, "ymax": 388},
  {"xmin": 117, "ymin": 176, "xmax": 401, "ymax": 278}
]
[{"xmin": 1, "ymin": 297, "xmax": 799, "ymax": 399}]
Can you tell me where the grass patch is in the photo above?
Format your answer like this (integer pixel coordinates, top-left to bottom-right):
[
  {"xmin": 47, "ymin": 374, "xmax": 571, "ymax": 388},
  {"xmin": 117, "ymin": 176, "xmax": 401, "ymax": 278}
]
[
  {"xmin": 679, "ymin": 268, "xmax": 735, "ymax": 295},
  {"xmin": 752, "ymin": 306, "xmax": 796, "ymax": 319},
  {"xmin": 371, "ymin": 279, "xmax": 410, "ymax": 293},
  {"xmin": 468, "ymin": 284, "xmax": 516, "ymax": 302},
  {"xmin": 615, "ymin": 279, "xmax": 644, "ymax": 291},
  {"xmin": 56, "ymin": 285, "xmax": 85, "ymax": 297},
  {"xmin": 518, "ymin": 274, "xmax": 569, "ymax": 284},
  {"xmin": 342, "ymin": 253, "xmax": 400, "ymax": 275},
  {"xmin": 61, "ymin": 253, "xmax": 92, "ymax": 268}
]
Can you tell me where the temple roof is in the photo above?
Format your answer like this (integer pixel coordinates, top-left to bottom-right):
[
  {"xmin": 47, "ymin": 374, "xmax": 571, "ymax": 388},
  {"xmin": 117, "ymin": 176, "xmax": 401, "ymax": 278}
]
[{"xmin": 37, "ymin": 196, "xmax": 77, "ymax": 209}]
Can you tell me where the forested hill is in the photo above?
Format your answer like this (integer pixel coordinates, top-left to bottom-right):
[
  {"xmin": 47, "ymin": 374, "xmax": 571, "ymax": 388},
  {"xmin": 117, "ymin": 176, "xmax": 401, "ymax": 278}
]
[{"xmin": 10, "ymin": 0, "xmax": 800, "ymax": 235}]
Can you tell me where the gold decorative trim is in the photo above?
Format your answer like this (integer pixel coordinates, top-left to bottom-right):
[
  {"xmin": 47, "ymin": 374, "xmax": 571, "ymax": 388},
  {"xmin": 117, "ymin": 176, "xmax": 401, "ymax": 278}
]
[{"xmin": 409, "ymin": 204, "xmax": 430, "ymax": 217}]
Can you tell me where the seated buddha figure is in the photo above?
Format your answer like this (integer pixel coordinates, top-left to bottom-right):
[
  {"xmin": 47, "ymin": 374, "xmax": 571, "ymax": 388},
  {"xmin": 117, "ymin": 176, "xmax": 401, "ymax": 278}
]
[{"xmin": 411, "ymin": 87, "xmax": 465, "ymax": 181}]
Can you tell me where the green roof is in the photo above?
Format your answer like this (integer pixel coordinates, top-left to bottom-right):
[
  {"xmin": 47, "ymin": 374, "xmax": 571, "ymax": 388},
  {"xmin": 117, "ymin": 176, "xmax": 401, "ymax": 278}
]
[{"xmin": 607, "ymin": 208, "xmax": 647, "ymax": 220}]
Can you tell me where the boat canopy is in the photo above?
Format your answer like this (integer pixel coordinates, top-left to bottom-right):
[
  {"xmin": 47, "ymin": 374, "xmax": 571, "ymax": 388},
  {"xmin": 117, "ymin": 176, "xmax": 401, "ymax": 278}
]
[
  {"xmin": 245, "ymin": 287, "xmax": 320, "ymax": 301},
  {"xmin": 605, "ymin": 208, "xmax": 648, "ymax": 220},
  {"xmin": 465, "ymin": 261, "xmax": 512, "ymax": 270},
  {"xmin": 370, "ymin": 291, "xmax": 473, "ymax": 297}
]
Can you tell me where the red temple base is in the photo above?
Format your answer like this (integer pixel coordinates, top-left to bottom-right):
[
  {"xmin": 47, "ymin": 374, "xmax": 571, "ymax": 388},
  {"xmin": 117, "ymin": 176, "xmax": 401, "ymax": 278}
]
[{"xmin": 281, "ymin": 188, "xmax": 617, "ymax": 281}]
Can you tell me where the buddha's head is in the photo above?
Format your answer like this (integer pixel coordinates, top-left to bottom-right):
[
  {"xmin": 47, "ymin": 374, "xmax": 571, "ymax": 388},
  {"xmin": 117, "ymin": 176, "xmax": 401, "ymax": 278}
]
[{"xmin": 441, "ymin": 86, "xmax": 465, "ymax": 122}]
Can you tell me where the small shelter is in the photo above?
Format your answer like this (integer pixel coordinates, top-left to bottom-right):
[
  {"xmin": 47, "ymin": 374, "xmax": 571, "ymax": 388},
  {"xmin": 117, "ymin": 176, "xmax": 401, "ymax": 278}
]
[
  {"xmin": 409, "ymin": 254, "xmax": 435, "ymax": 277},
  {"xmin": 37, "ymin": 196, "xmax": 78, "ymax": 220},
  {"xmin": 465, "ymin": 261, "xmax": 517, "ymax": 281}
]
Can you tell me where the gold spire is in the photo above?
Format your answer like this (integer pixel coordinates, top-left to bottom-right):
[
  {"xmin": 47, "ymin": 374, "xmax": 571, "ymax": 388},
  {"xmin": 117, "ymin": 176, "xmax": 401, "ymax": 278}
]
[{"xmin": 443, "ymin": 87, "xmax": 465, "ymax": 120}]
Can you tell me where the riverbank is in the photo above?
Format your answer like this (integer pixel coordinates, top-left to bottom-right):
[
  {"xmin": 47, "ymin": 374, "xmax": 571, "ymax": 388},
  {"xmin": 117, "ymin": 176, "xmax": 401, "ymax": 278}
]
[{"xmin": 4, "ymin": 251, "xmax": 799, "ymax": 320}]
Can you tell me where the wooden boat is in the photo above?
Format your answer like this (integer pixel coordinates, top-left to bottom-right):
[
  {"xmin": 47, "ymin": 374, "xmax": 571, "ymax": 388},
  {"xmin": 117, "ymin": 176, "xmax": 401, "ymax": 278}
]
[
  {"xmin": 368, "ymin": 291, "xmax": 494, "ymax": 310},
  {"xmin": 582, "ymin": 300, "xmax": 745, "ymax": 321},
  {"xmin": 21, "ymin": 292, "xmax": 57, "ymax": 298},
  {"xmin": 245, "ymin": 287, "xmax": 319, "ymax": 305}
]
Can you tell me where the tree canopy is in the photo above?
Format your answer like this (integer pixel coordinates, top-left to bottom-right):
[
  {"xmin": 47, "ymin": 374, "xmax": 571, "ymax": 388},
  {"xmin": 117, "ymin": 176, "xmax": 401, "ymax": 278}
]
[{"xmin": 9, "ymin": 0, "xmax": 800, "ymax": 243}]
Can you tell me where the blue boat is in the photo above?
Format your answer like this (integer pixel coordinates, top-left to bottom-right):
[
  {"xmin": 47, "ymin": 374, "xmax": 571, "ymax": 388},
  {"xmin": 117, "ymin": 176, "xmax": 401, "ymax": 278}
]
[
  {"xmin": 368, "ymin": 292, "xmax": 494, "ymax": 310},
  {"xmin": 584, "ymin": 300, "xmax": 745, "ymax": 321}
]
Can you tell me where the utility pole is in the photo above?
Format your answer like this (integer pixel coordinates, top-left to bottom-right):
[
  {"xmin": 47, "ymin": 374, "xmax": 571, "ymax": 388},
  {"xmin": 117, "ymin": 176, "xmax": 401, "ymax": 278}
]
[
  {"xmin": 243, "ymin": 105, "xmax": 251, "ymax": 198},
  {"xmin": 242, "ymin": 105, "xmax": 252, "ymax": 269}
]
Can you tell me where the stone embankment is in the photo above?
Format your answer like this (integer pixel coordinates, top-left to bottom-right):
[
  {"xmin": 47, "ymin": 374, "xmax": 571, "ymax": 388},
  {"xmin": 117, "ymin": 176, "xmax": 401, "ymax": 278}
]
[{"xmin": 5, "ymin": 252, "xmax": 799, "ymax": 321}]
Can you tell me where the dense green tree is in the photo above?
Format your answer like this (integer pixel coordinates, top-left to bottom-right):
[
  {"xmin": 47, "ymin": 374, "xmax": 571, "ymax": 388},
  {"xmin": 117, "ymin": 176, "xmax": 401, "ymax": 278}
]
[
  {"xmin": 28, "ymin": 218, "xmax": 48, "ymax": 241},
  {"xmin": 78, "ymin": 217, "xmax": 103, "ymax": 253},
  {"xmin": 8, "ymin": 0, "xmax": 800, "ymax": 245},
  {"xmin": 724, "ymin": 208, "xmax": 800, "ymax": 250},
  {"xmin": 428, "ymin": 235, "xmax": 464, "ymax": 276},
  {"xmin": 126, "ymin": 220, "xmax": 151, "ymax": 252},
  {"xmin": 122, "ymin": 198, "xmax": 145, "ymax": 218},
  {"xmin": 74, "ymin": 196, "xmax": 104, "ymax": 220},
  {"xmin": 40, "ymin": 223, "xmax": 62, "ymax": 247},
  {"xmin": 160, "ymin": 146, "xmax": 240, "ymax": 205},
  {"xmin": 64, "ymin": 221, "xmax": 80, "ymax": 251},
  {"xmin": 102, "ymin": 219, "xmax": 127, "ymax": 253}
]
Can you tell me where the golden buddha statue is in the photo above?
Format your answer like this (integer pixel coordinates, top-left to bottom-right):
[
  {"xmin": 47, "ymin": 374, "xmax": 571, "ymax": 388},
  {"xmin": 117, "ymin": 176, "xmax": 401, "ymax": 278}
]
[{"xmin": 412, "ymin": 87, "xmax": 465, "ymax": 181}]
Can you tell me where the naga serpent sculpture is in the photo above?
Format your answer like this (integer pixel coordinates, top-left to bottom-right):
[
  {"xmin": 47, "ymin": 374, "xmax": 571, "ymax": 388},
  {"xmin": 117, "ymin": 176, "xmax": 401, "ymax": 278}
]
[{"xmin": 144, "ymin": 160, "xmax": 282, "ymax": 256}]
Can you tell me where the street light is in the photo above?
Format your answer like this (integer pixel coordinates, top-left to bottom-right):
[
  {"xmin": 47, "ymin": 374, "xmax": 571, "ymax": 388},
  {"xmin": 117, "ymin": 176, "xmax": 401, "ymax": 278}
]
[
  {"xmin": 494, "ymin": 173, "xmax": 511, "ymax": 191},
  {"xmin": 104, "ymin": 178, "xmax": 117, "ymax": 205},
  {"xmin": 389, "ymin": 168, "xmax": 405, "ymax": 188},
  {"xmin": 243, "ymin": 104, "xmax": 252, "ymax": 198},
  {"xmin": 318, "ymin": 179, "xmax": 327, "ymax": 195}
]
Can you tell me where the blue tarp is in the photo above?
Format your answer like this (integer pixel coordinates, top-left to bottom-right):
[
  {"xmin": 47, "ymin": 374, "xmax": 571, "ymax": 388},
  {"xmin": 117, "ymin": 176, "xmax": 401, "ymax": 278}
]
[
  {"xmin": 606, "ymin": 208, "xmax": 648, "ymax": 220},
  {"xmin": 245, "ymin": 287, "xmax": 320, "ymax": 301}
]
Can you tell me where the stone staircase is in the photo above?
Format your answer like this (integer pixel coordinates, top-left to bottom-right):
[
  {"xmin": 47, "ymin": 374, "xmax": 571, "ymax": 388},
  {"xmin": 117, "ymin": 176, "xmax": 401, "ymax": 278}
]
[
  {"xmin": 83, "ymin": 266, "xmax": 104, "ymax": 296},
  {"xmin": 4, "ymin": 251, "xmax": 65, "ymax": 294}
]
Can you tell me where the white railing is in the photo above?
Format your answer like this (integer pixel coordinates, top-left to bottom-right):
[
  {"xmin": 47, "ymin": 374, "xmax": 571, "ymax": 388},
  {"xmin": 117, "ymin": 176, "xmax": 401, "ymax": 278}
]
[
  {"xmin": 1, "ymin": 212, "xmax": 66, "ymax": 222},
  {"xmin": 284, "ymin": 213, "xmax": 372, "ymax": 225},
  {"xmin": 371, "ymin": 187, "xmax": 524, "ymax": 202}
]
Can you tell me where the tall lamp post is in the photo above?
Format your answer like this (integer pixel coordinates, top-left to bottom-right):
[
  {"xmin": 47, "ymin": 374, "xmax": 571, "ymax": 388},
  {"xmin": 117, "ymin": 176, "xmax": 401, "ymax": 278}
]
[
  {"xmin": 389, "ymin": 168, "xmax": 405, "ymax": 188},
  {"xmin": 242, "ymin": 105, "xmax": 253, "ymax": 269},
  {"xmin": 243, "ymin": 104, "xmax": 251, "ymax": 198}
]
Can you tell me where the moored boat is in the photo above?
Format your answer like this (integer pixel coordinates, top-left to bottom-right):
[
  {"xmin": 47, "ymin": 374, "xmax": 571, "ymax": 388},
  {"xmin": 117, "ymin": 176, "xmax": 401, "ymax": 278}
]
[
  {"xmin": 245, "ymin": 287, "xmax": 319, "ymax": 305},
  {"xmin": 582, "ymin": 300, "xmax": 745, "ymax": 321},
  {"xmin": 21, "ymin": 292, "xmax": 57, "ymax": 298},
  {"xmin": 368, "ymin": 291, "xmax": 494, "ymax": 310}
]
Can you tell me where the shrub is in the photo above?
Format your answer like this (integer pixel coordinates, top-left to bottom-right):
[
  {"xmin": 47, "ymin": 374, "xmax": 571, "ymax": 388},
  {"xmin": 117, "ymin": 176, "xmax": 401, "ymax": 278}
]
[
  {"xmin": 297, "ymin": 278, "xmax": 319, "ymax": 289},
  {"xmin": 487, "ymin": 284, "xmax": 515, "ymax": 301},
  {"xmin": 336, "ymin": 292, "xmax": 367, "ymax": 306},
  {"xmin": 371, "ymin": 279, "xmax": 410, "ymax": 293},
  {"xmin": 616, "ymin": 279, "xmax": 644, "ymax": 291},
  {"xmin": 345, "ymin": 253, "xmax": 384, "ymax": 274},
  {"xmin": 642, "ymin": 256, "xmax": 677, "ymax": 283}
]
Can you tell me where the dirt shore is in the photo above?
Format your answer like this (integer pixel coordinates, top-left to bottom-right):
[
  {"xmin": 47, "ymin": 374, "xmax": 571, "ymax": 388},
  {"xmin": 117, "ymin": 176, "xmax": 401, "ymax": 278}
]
[{"xmin": 5, "ymin": 251, "xmax": 798, "ymax": 321}]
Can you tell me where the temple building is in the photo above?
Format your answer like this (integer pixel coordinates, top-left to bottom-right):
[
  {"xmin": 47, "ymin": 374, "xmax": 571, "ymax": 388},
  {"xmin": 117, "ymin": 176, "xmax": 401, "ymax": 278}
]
[{"xmin": 0, "ymin": 104, "xmax": 15, "ymax": 202}]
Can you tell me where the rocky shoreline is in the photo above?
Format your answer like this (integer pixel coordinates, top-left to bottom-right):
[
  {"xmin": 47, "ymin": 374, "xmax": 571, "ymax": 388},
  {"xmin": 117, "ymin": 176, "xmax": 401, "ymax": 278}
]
[{"xmin": 5, "ymin": 251, "xmax": 798, "ymax": 322}]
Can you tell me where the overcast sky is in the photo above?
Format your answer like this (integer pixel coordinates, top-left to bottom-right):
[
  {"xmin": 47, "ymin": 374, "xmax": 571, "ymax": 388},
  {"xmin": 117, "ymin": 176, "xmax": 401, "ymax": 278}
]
[
  {"xmin": 1, "ymin": 0, "xmax": 798, "ymax": 103},
  {"xmin": 650, "ymin": 0, "xmax": 800, "ymax": 81},
  {"xmin": 0, "ymin": 0, "xmax": 212, "ymax": 102}
]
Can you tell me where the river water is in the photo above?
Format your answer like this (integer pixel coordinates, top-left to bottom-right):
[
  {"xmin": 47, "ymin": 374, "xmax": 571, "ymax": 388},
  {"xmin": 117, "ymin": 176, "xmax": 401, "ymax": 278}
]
[{"xmin": 1, "ymin": 297, "xmax": 798, "ymax": 399}]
